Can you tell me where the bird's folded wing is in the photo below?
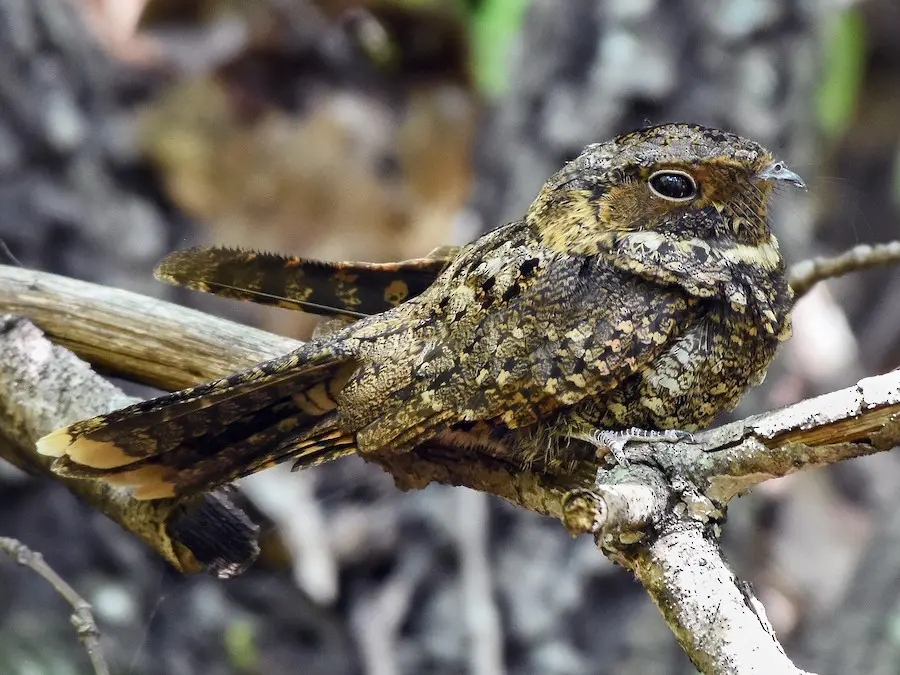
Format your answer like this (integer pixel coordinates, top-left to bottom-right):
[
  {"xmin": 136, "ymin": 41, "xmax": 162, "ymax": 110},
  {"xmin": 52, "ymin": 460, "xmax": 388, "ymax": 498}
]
[{"xmin": 355, "ymin": 262, "xmax": 692, "ymax": 451}]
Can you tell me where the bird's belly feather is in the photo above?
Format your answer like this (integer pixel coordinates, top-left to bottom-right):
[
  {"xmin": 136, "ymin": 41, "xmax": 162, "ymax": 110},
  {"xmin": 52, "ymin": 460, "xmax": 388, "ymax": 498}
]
[{"xmin": 597, "ymin": 309, "xmax": 783, "ymax": 430}]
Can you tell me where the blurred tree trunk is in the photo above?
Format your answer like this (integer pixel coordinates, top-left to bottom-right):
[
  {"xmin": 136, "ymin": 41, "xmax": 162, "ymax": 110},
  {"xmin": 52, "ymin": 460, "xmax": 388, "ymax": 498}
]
[
  {"xmin": 471, "ymin": 0, "xmax": 820, "ymax": 247},
  {"xmin": 0, "ymin": 0, "xmax": 183, "ymax": 296}
]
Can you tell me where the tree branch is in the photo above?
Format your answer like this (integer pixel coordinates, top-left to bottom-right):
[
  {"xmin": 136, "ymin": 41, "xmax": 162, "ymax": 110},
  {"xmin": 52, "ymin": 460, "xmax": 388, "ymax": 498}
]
[
  {"xmin": 0, "ymin": 536, "xmax": 110, "ymax": 675},
  {"xmin": 552, "ymin": 366, "xmax": 900, "ymax": 672},
  {"xmin": 788, "ymin": 241, "xmax": 900, "ymax": 299},
  {"xmin": 630, "ymin": 522, "xmax": 804, "ymax": 674},
  {"xmin": 1, "ymin": 241, "xmax": 899, "ymax": 673},
  {"xmin": 0, "ymin": 264, "xmax": 299, "ymax": 389}
]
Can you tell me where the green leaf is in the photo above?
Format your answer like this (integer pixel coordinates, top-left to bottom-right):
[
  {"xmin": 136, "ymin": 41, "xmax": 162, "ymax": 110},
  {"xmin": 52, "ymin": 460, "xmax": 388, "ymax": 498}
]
[
  {"xmin": 469, "ymin": 0, "xmax": 530, "ymax": 96},
  {"xmin": 816, "ymin": 8, "xmax": 866, "ymax": 139},
  {"xmin": 223, "ymin": 619, "xmax": 259, "ymax": 671}
]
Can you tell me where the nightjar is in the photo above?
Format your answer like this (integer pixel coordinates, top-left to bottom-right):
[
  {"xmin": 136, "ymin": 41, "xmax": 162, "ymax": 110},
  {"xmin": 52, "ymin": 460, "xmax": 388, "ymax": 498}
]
[{"xmin": 38, "ymin": 123, "xmax": 805, "ymax": 500}]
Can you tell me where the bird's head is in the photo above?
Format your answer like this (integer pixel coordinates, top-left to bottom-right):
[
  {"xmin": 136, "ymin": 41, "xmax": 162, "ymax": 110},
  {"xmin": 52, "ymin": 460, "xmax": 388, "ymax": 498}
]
[{"xmin": 528, "ymin": 123, "xmax": 804, "ymax": 256}]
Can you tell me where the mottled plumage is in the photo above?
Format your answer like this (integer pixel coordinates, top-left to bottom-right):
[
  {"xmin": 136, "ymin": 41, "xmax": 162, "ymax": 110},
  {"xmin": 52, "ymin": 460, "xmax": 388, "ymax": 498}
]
[
  {"xmin": 38, "ymin": 123, "xmax": 803, "ymax": 500},
  {"xmin": 156, "ymin": 246, "xmax": 454, "ymax": 318}
]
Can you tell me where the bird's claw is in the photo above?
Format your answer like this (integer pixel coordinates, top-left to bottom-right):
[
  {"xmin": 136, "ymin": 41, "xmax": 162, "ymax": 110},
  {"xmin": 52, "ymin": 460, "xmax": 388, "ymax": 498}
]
[{"xmin": 581, "ymin": 427, "xmax": 694, "ymax": 466}]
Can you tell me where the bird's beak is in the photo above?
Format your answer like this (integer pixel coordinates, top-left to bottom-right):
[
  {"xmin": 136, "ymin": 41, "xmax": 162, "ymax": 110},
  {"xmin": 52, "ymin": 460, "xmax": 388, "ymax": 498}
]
[{"xmin": 755, "ymin": 161, "xmax": 806, "ymax": 190}]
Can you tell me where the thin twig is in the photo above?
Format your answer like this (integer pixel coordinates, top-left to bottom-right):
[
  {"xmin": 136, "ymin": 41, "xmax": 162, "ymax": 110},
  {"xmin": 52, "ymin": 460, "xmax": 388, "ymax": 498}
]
[
  {"xmin": 789, "ymin": 241, "xmax": 900, "ymax": 299},
  {"xmin": 0, "ymin": 536, "xmax": 110, "ymax": 675},
  {"xmin": 0, "ymin": 239, "xmax": 22, "ymax": 267}
]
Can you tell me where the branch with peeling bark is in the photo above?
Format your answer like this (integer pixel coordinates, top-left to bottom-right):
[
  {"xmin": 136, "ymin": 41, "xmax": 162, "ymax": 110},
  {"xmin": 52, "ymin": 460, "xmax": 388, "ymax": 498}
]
[{"xmin": 1, "ymin": 241, "xmax": 899, "ymax": 675}]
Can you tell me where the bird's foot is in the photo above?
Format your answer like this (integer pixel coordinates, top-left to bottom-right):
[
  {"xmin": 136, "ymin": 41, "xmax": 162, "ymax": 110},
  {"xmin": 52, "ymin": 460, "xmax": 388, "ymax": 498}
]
[{"xmin": 573, "ymin": 427, "xmax": 693, "ymax": 466}]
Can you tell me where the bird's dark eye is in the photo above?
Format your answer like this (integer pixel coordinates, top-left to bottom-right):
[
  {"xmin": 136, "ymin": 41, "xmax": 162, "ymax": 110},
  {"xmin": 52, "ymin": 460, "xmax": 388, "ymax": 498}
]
[{"xmin": 648, "ymin": 170, "xmax": 698, "ymax": 202}]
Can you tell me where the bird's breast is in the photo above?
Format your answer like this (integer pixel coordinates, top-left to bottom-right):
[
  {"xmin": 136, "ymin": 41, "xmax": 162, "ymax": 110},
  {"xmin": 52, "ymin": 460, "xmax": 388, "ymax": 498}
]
[{"xmin": 600, "ymin": 304, "xmax": 785, "ymax": 430}]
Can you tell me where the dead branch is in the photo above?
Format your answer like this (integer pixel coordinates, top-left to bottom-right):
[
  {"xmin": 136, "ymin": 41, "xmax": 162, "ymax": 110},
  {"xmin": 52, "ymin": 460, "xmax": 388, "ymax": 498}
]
[{"xmin": 0, "ymin": 264, "xmax": 299, "ymax": 389}]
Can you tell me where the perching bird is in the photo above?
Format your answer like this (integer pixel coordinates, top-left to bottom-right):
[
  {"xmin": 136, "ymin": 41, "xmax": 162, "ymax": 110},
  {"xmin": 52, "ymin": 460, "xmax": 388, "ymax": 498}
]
[{"xmin": 38, "ymin": 123, "xmax": 805, "ymax": 500}]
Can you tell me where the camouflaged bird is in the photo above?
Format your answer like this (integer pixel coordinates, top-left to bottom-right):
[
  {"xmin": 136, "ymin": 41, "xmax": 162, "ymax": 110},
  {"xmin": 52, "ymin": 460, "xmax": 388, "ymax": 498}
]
[{"xmin": 38, "ymin": 123, "xmax": 805, "ymax": 500}]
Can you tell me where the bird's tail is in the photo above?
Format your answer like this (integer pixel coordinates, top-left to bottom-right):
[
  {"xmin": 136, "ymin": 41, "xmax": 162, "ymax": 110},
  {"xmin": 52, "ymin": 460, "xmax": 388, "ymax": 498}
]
[
  {"xmin": 36, "ymin": 346, "xmax": 360, "ymax": 500},
  {"xmin": 155, "ymin": 246, "xmax": 452, "ymax": 318}
]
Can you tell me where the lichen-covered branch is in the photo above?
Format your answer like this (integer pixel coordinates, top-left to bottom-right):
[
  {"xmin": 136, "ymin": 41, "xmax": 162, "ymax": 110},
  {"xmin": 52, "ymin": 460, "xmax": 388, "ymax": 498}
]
[
  {"xmin": 561, "ymin": 455, "xmax": 819, "ymax": 673},
  {"xmin": 553, "ymin": 368, "xmax": 900, "ymax": 673},
  {"xmin": 629, "ymin": 522, "xmax": 805, "ymax": 674}
]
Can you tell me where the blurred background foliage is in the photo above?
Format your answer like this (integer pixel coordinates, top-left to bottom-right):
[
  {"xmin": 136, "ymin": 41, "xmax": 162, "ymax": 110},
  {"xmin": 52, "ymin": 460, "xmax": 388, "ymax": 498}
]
[
  {"xmin": 817, "ymin": 6, "xmax": 866, "ymax": 140},
  {"xmin": 1, "ymin": 0, "xmax": 900, "ymax": 674}
]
